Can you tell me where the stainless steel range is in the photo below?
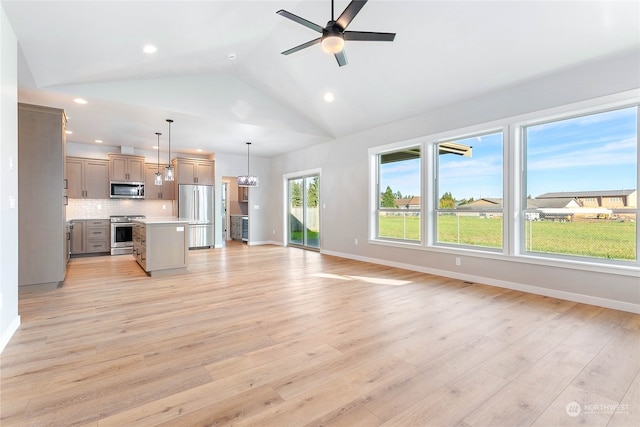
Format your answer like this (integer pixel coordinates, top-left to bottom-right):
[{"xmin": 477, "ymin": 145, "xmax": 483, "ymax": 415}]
[{"xmin": 110, "ymin": 215, "xmax": 145, "ymax": 255}]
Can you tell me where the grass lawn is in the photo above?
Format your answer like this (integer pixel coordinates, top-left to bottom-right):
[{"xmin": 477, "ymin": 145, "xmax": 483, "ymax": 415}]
[{"xmin": 379, "ymin": 214, "xmax": 636, "ymax": 261}]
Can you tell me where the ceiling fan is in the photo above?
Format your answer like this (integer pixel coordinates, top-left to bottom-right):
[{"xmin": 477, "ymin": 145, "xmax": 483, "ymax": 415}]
[{"xmin": 277, "ymin": 0, "xmax": 396, "ymax": 67}]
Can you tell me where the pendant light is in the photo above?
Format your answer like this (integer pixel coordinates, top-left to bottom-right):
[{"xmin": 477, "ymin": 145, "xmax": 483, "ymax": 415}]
[
  {"xmin": 154, "ymin": 132, "xmax": 163, "ymax": 186},
  {"xmin": 164, "ymin": 119, "xmax": 175, "ymax": 181},
  {"xmin": 237, "ymin": 142, "xmax": 259, "ymax": 187}
]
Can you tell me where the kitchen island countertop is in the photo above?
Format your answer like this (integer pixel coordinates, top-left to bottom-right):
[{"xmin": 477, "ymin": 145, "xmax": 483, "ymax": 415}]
[{"xmin": 132, "ymin": 217, "xmax": 189, "ymax": 225}]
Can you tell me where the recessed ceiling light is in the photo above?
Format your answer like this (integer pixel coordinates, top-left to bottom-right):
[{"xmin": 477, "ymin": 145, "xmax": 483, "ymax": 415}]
[
  {"xmin": 94, "ymin": 139, "xmax": 103, "ymax": 143},
  {"xmin": 143, "ymin": 44, "xmax": 157, "ymax": 54},
  {"xmin": 227, "ymin": 53, "xmax": 237, "ymax": 60},
  {"xmin": 73, "ymin": 98, "xmax": 88, "ymax": 104},
  {"xmin": 152, "ymin": 145, "xmax": 159, "ymax": 149},
  {"xmin": 324, "ymin": 92, "xmax": 335, "ymax": 103},
  {"xmin": 196, "ymin": 149, "xmax": 203, "ymax": 152},
  {"xmin": 65, "ymin": 130, "xmax": 73, "ymax": 135}
]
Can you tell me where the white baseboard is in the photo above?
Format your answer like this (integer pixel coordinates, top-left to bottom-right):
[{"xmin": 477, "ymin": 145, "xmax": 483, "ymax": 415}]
[
  {"xmin": 248, "ymin": 240, "xmax": 282, "ymax": 246},
  {"xmin": 0, "ymin": 315, "xmax": 21, "ymax": 354},
  {"xmin": 321, "ymin": 249, "xmax": 640, "ymax": 314}
]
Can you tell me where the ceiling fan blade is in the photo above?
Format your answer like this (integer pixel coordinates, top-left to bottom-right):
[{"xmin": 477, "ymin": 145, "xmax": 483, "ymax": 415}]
[
  {"xmin": 344, "ymin": 31, "xmax": 396, "ymax": 42},
  {"xmin": 276, "ymin": 9, "xmax": 324, "ymax": 33},
  {"xmin": 334, "ymin": 50, "xmax": 348, "ymax": 67},
  {"xmin": 281, "ymin": 37, "xmax": 321, "ymax": 55},
  {"xmin": 336, "ymin": 0, "xmax": 368, "ymax": 30}
]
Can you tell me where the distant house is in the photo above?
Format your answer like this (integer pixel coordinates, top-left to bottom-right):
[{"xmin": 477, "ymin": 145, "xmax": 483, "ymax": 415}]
[
  {"xmin": 535, "ymin": 190, "xmax": 637, "ymax": 209},
  {"xmin": 456, "ymin": 197, "xmax": 583, "ymax": 221},
  {"xmin": 395, "ymin": 196, "xmax": 420, "ymax": 209},
  {"xmin": 528, "ymin": 197, "xmax": 581, "ymax": 209},
  {"xmin": 454, "ymin": 198, "xmax": 502, "ymax": 217}
]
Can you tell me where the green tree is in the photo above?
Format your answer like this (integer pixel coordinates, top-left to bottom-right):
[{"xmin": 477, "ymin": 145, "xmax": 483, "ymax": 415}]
[
  {"xmin": 290, "ymin": 181, "xmax": 302, "ymax": 207},
  {"xmin": 439, "ymin": 191, "xmax": 456, "ymax": 208},
  {"xmin": 394, "ymin": 190, "xmax": 403, "ymax": 199},
  {"xmin": 381, "ymin": 185, "xmax": 397, "ymax": 208},
  {"xmin": 307, "ymin": 177, "xmax": 319, "ymax": 207}
]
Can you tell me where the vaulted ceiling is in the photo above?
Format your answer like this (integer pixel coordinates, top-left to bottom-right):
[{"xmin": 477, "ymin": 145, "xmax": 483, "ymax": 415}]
[{"xmin": 3, "ymin": 1, "xmax": 639, "ymax": 157}]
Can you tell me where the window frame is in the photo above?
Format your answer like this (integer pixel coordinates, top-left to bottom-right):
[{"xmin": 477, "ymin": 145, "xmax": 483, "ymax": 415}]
[
  {"xmin": 368, "ymin": 90, "xmax": 639, "ymax": 274},
  {"xmin": 518, "ymin": 104, "xmax": 638, "ymax": 265},
  {"xmin": 374, "ymin": 144, "xmax": 422, "ymax": 243},
  {"xmin": 433, "ymin": 128, "xmax": 506, "ymax": 252}
]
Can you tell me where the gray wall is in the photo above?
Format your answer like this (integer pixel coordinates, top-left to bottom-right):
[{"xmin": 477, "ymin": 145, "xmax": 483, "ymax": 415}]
[
  {"xmin": 266, "ymin": 50, "xmax": 640, "ymax": 313},
  {"xmin": 0, "ymin": 4, "xmax": 20, "ymax": 352}
]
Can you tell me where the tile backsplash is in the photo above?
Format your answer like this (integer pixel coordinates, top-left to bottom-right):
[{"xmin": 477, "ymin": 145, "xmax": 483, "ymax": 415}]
[{"xmin": 66, "ymin": 199, "xmax": 175, "ymax": 220}]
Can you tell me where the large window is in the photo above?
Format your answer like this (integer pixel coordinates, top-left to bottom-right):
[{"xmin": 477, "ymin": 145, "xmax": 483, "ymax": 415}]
[
  {"xmin": 523, "ymin": 106, "xmax": 637, "ymax": 262},
  {"xmin": 370, "ymin": 98, "xmax": 638, "ymax": 268},
  {"xmin": 377, "ymin": 147, "xmax": 421, "ymax": 241},
  {"xmin": 436, "ymin": 131, "xmax": 503, "ymax": 249}
]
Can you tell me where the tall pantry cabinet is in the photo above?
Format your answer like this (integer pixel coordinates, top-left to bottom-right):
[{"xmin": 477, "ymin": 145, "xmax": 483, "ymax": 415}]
[{"xmin": 18, "ymin": 103, "xmax": 67, "ymax": 289}]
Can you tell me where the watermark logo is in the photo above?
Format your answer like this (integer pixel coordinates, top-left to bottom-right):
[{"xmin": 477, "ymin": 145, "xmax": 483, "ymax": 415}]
[
  {"xmin": 566, "ymin": 401, "xmax": 630, "ymax": 417},
  {"xmin": 566, "ymin": 401, "xmax": 582, "ymax": 417}
]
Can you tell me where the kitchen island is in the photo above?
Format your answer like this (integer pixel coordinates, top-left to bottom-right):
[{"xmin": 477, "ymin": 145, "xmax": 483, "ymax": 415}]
[{"xmin": 132, "ymin": 218, "xmax": 189, "ymax": 276}]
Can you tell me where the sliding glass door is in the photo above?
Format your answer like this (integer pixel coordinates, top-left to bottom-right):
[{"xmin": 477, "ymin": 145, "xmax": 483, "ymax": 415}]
[{"xmin": 288, "ymin": 175, "xmax": 320, "ymax": 249}]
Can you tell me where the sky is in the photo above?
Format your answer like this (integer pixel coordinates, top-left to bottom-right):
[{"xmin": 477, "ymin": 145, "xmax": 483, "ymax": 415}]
[{"xmin": 380, "ymin": 106, "xmax": 637, "ymax": 201}]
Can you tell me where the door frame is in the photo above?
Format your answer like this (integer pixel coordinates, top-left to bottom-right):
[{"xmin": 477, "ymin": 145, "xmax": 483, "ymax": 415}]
[{"xmin": 283, "ymin": 168, "xmax": 322, "ymax": 250}]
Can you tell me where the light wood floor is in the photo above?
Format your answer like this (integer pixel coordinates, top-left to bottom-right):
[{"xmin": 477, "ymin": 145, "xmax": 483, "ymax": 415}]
[{"xmin": 1, "ymin": 243, "xmax": 638, "ymax": 426}]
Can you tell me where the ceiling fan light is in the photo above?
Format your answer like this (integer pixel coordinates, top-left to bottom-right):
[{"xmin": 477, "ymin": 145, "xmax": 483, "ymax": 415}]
[{"xmin": 321, "ymin": 34, "xmax": 344, "ymax": 53}]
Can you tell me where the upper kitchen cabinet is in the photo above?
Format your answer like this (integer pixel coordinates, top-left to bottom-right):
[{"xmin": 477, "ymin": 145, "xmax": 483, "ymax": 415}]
[
  {"xmin": 144, "ymin": 163, "xmax": 175, "ymax": 200},
  {"xmin": 173, "ymin": 157, "xmax": 215, "ymax": 185},
  {"xmin": 238, "ymin": 185, "xmax": 249, "ymax": 203},
  {"xmin": 18, "ymin": 103, "xmax": 67, "ymax": 289},
  {"xmin": 67, "ymin": 157, "xmax": 109, "ymax": 199},
  {"xmin": 109, "ymin": 154, "xmax": 145, "ymax": 182}
]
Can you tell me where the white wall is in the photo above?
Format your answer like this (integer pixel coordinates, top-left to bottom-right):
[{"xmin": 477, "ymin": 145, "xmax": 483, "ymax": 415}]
[
  {"xmin": 0, "ymin": 4, "xmax": 20, "ymax": 353},
  {"xmin": 267, "ymin": 50, "xmax": 640, "ymax": 313}
]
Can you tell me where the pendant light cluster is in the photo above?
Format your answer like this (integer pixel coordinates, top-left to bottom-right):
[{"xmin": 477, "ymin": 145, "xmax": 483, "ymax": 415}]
[
  {"xmin": 164, "ymin": 119, "xmax": 175, "ymax": 182},
  {"xmin": 237, "ymin": 142, "xmax": 259, "ymax": 187},
  {"xmin": 153, "ymin": 119, "xmax": 175, "ymax": 185},
  {"xmin": 154, "ymin": 132, "xmax": 163, "ymax": 186}
]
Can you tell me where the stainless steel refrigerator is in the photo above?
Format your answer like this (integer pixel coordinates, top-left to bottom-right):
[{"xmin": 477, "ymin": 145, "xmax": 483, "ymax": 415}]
[{"xmin": 178, "ymin": 185, "xmax": 214, "ymax": 248}]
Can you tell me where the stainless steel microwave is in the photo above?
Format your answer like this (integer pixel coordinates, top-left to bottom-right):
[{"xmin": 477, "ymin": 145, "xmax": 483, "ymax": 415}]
[{"xmin": 110, "ymin": 182, "xmax": 144, "ymax": 199}]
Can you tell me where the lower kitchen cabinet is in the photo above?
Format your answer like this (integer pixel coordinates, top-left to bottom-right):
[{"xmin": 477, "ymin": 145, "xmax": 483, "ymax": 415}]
[
  {"xmin": 69, "ymin": 220, "xmax": 85, "ymax": 254},
  {"xmin": 230, "ymin": 215, "xmax": 248, "ymax": 241},
  {"xmin": 133, "ymin": 219, "xmax": 189, "ymax": 276},
  {"xmin": 70, "ymin": 219, "xmax": 110, "ymax": 256}
]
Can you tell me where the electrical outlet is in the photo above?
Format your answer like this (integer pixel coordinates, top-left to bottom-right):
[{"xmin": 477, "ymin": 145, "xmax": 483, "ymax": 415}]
[
  {"xmin": 354, "ymin": 238, "xmax": 358, "ymax": 245},
  {"xmin": 455, "ymin": 257, "xmax": 461, "ymax": 266}
]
